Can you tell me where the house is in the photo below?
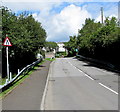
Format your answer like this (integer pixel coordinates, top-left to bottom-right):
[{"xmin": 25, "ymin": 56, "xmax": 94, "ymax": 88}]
[{"xmin": 57, "ymin": 42, "xmax": 66, "ymax": 52}]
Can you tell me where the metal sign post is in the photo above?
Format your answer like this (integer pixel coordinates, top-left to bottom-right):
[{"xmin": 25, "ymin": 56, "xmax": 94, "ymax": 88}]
[
  {"xmin": 6, "ymin": 47, "xmax": 9, "ymax": 80},
  {"xmin": 3, "ymin": 36, "xmax": 12, "ymax": 81}
]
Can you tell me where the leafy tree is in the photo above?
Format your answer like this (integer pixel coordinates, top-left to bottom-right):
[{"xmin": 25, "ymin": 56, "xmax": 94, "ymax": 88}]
[
  {"xmin": 2, "ymin": 7, "xmax": 46, "ymax": 77},
  {"xmin": 45, "ymin": 41, "xmax": 58, "ymax": 52},
  {"xmin": 66, "ymin": 17, "xmax": 120, "ymax": 67},
  {"xmin": 64, "ymin": 35, "xmax": 77, "ymax": 56},
  {"xmin": 77, "ymin": 18, "xmax": 102, "ymax": 57}
]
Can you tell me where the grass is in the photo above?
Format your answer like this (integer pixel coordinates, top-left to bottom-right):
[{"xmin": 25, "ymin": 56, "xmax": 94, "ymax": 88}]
[
  {"xmin": 45, "ymin": 58, "xmax": 56, "ymax": 61},
  {"xmin": 0, "ymin": 78, "xmax": 6, "ymax": 85},
  {"xmin": 0, "ymin": 73, "xmax": 21, "ymax": 85},
  {"xmin": 0, "ymin": 59, "xmax": 47, "ymax": 99}
]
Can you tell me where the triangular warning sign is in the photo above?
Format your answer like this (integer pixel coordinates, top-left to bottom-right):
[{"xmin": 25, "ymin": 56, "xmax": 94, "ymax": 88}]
[{"xmin": 3, "ymin": 37, "xmax": 12, "ymax": 46}]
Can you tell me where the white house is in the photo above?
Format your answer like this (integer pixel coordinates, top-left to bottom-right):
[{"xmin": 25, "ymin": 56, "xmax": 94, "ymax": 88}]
[{"xmin": 57, "ymin": 42, "xmax": 66, "ymax": 52}]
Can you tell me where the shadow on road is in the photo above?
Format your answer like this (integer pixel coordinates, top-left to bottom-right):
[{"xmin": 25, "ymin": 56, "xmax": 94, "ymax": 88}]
[{"xmin": 73, "ymin": 57, "xmax": 120, "ymax": 76}]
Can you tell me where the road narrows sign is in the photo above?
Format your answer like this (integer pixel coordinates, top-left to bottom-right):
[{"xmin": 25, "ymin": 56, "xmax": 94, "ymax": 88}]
[
  {"xmin": 3, "ymin": 36, "xmax": 12, "ymax": 82},
  {"xmin": 3, "ymin": 37, "xmax": 12, "ymax": 46}
]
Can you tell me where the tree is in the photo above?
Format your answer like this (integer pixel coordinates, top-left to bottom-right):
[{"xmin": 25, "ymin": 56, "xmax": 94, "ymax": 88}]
[
  {"xmin": 66, "ymin": 17, "xmax": 120, "ymax": 67},
  {"xmin": 77, "ymin": 18, "xmax": 102, "ymax": 57},
  {"xmin": 45, "ymin": 41, "xmax": 58, "ymax": 52},
  {"xmin": 2, "ymin": 7, "xmax": 47, "ymax": 77},
  {"xmin": 64, "ymin": 35, "xmax": 77, "ymax": 56}
]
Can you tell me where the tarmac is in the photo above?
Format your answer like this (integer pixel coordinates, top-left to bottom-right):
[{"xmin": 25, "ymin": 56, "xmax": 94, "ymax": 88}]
[{"xmin": 2, "ymin": 60, "xmax": 51, "ymax": 110}]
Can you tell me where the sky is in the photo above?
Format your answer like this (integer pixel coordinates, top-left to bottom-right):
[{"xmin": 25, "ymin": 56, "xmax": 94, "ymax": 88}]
[{"xmin": 2, "ymin": 0, "xmax": 119, "ymax": 42}]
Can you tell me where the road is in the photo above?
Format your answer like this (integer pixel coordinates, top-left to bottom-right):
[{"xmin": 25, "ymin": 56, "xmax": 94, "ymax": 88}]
[
  {"xmin": 45, "ymin": 52, "xmax": 55, "ymax": 58},
  {"xmin": 43, "ymin": 57, "xmax": 118, "ymax": 110}
]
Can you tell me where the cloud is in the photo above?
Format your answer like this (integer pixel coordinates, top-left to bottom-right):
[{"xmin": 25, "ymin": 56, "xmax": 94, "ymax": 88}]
[
  {"xmin": 95, "ymin": 3, "xmax": 118, "ymax": 23},
  {"xmin": 31, "ymin": 2, "xmax": 118, "ymax": 42},
  {"xmin": 2, "ymin": 1, "xmax": 118, "ymax": 42},
  {"xmin": 95, "ymin": 14, "xmax": 118, "ymax": 23},
  {"xmin": 35, "ymin": 4, "xmax": 91, "ymax": 42},
  {"xmin": 95, "ymin": 15, "xmax": 106, "ymax": 23}
]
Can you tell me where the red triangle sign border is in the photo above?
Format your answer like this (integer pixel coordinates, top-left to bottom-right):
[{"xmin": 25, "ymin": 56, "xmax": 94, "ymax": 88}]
[{"xmin": 3, "ymin": 37, "xmax": 12, "ymax": 46}]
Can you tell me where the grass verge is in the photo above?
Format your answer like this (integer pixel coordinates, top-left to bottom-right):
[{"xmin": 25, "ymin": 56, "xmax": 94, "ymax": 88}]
[
  {"xmin": 45, "ymin": 58, "xmax": 55, "ymax": 61},
  {"xmin": 0, "ymin": 78, "xmax": 6, "ymax": 85}
]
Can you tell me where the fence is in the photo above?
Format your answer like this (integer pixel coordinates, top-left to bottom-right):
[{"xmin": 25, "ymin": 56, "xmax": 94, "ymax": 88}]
[{"xmin": 0, "ymin": 58, "xmax": 43, "ymax": 91}]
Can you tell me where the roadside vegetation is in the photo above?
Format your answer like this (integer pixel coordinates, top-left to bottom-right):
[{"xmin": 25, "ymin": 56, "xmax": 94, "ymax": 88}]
[
  {"xmin": 65, "ymin": 17, "xmax": 120, "ymax": 67},
  {"xmin": 2, "ymin": 6, "xmax": 58, "ymax": 78},
  {"xmin": 55, "ymin": 52, "xmax": 67, "ymax": 58},
  {"xmin": 45, "ymin": 41, "xmax": 58, "ymax": 52},
  {"xmin": 46, "ymin": 58, "xmax": 56, "ymax": 61}
]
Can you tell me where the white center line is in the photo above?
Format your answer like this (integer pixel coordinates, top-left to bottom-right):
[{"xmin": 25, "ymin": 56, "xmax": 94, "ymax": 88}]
[
  {"xmin": 67, "ymin": 59, "xmax": 118, "ymax": 95},
  {"xmin": 67, "ymin": 60, "xmax": 94, "ymax": 80},
  {"xmin": 99, "ymin": 83, "xmax": 118, "ymax": 95}
]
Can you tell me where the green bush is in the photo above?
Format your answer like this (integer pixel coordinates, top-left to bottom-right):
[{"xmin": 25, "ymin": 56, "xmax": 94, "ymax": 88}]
[{"xmin": 55, "ymin": 52, "xmax": 66, "ymax": 58}]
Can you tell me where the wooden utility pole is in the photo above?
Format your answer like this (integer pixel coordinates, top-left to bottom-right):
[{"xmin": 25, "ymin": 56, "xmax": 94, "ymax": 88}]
[{"xmin": 101, "ymin": 7, "xmax": 104, "ymax": 24}]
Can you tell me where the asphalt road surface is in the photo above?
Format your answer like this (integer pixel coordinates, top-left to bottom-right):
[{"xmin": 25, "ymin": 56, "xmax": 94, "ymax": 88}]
[
  {"xmin": 44, "ymin": 58, "xmax": 118, "ymax": 110},
  {"xmin": 2, "ymin": 60, "xmax": 51, "ymax": 110},
  {"xmin": 45, "ymin": 52, "xmax": 55, "ymax": 59}
]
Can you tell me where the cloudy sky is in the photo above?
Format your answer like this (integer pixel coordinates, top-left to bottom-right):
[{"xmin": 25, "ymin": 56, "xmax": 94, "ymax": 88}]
[{"xmin": 2, "ymin": 0, "xmax": 119, "ymax": 42}]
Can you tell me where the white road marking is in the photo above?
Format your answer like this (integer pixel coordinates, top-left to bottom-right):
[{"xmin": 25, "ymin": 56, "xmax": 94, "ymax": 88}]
[
  {"xmin": 82, "ymin": 72, "xmax": 94, "ymax": 80},
  {"xmin": 67, "ymin": 59, "xmax": 118, "ymax": 95},
  {"xmin": 68, "ymin": 60, "xmax": 94, "ymax": 80},
  {"xmin": 99, "ymin": 83, "xmax": 118, "ymax": 95}
]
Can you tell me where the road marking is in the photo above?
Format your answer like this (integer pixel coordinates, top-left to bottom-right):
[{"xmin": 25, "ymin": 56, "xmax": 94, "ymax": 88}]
[
  {"xmin": 67, "ymin": 60, "xmax": 94, "ymax": 80},
  {"xmin": 68, "ymin": 59, "xmax": 118, "ymax": 95},
  {"xmin": 99, "ymin": 83, "xmax": 118, "ymax": 95},
  {"xmin": 75, "ymin": 66, "xmax": 94, "ymax": 80},
  {"xmin": 82, "ymin": 72, "xmax": 94, "ymax": 80}
]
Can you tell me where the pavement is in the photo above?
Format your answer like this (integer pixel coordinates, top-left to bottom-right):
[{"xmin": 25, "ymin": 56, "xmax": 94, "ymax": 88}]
[
  {"xmin": 2, "ymin": 60, "xmax": 51, "ymax": 110},
  {"xmin": 44, "ymin": 58, "xmax": 118, "ymax": 110}
]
